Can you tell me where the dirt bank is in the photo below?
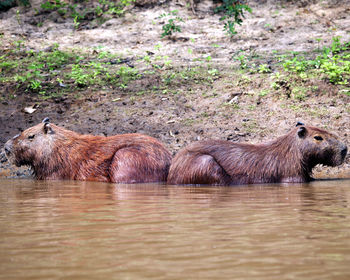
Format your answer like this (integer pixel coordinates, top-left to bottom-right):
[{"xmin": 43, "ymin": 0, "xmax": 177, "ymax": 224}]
[{"xmin": 1, "ymin": 0, "xmax": 349, "ymax": 180}]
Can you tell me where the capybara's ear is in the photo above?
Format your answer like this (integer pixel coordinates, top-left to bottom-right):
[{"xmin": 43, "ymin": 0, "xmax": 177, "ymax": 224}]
[
  {"xmin": 296, "ymin": 121, "xmax": 305, "ymax": 127},
  {"xmin": 43, "ymin": 123, "xmax": 55, "ymax": 135},
  {"xmin": 297, "ymin": 126, "xmax": 307, "ymax": 138},
  {"xmin": 42, "ymin": 117, "xmax": 50, "ymax": 124}
]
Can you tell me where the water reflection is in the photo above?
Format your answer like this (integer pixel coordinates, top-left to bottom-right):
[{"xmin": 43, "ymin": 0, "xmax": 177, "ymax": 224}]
[{"xmin": 0, "ymin": 179, "xmax": 350, "ymax": 279}]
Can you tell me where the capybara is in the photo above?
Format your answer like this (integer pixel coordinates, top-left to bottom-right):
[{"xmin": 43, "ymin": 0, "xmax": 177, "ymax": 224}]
[
  {"xmin": 4, "ymin": 118, "xmax": 172, "ymax": 183},
  {"xmin": 167, "ymin": 123, "xmax": 348, "ymax": 185}
]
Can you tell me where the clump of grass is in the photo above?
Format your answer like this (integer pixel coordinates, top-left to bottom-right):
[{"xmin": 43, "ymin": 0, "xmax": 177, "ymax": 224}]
[
  {"xmin": 282, "ymin": 37, "xmax": 350, "ymax": 85},
  {"xmin": 234, "ymin": 37, "xmax": 350, "ymax": 97}
]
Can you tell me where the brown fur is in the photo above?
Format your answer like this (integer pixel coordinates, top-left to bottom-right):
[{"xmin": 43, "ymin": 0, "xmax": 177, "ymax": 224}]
[
  {"xmin": 167, "ymin": 125, "xmax": 348, "ymax": 185},
  {"xmin": 4, "ymin": 121, "xmax": 172, "ymax": 183}
]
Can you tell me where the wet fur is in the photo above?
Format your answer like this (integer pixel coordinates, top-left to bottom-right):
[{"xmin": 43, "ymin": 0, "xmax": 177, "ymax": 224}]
[
  {"xmin": 167, "ymin": 125, "xmax": 347, "ymax": 185},
  {"xmin": 5, "ymin": 123, "xmax": 172, "ymax": 183}
]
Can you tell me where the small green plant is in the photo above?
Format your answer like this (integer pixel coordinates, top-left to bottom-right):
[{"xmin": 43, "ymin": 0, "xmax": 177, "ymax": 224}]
[
  {"xmin": 283, "ymin": 56, "xmax": 309, "ymax": 73},
  {"xmin": 214, "ymin": 0, "xmax": 252, "ymax": 37},
  {"xmin": 162, "ymin": 72, "xmax": 176, "ymax": 85},
  {"xmin": 97, "ymin": 50, "xmax": 119, "ymax": 60},
  {"xmin": 320, "ymin": 58, "xmax": 349, "ymax": 84},
  {"xmin": 96, "ymin": 0, "xmax": 134, "ymax": 17},
  {"xmin": 48, "ymin": 0, "xmax": 67, "ymax": 13},
  {"xmin": 233, "ymin": 53, "xmax": 247, "ymax": 69},
  {"xmin": 73, "ymin": 15, "xmax": 80, "ymax": 30},
  {"xmin": 12, "ymin": 39, "xmax": 25, "ymax": 51},
  {"xmin": 41, "ymin": 0, "xmax": 66, "ymax": 11},
  {"xmin": 0, "ymin": 59, "xmax": 18, "ymax": 72},
  {"xmin": 258, "ymin": 64, "xmax": 271, "ymax": 73},
  {"xmin": 70, "ymin": 64, "xmax": 89, "ymax": 86},
  {"xmin": 116, "ymin": 66, "xmax": 139, "ymax": 88},
  {"xmin": 160, "ymin": 10, "xmax": 184, "ymax": 38},
  {"xmin": 280, "ymin": 38, "xmax": 350, "ymax": 85},
  {"xmin": 259, "ymin": 89, "xmax": 269, "ymax": 97},
  {"xmin": 154, "ymin": 43, "xmax": 162, "ymax": 51},
  {"xmin": 38, "ymin": 45, "xmax": 78, "ymax": 70},
  {"xmin": 30, "ymin": 80, "xmax": 42, "ymax": 91},
  {"xmin": 163, "ymin": 56, "xmax": 172, "ymax": 67},
  {"xmin": 41, "ymin": 0, "xmax": 86, "ymax": 25},
  {"xmin": 208, "ymin": 68, "xmax": 219, "ymax": 76},
  {"xmin": 330, "ymin": 36, "xmax": 342, "ymax": 53},
  {"xmin": 292, "ymin": 86, "xmax": 307, "ymax": 101},
  {"xmin": 205, "ymin": 55, "xmax": 212, "ymax": 62}
]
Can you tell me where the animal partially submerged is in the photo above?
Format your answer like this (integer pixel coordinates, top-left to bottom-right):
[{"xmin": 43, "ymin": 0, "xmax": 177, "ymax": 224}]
[
  {"xmin": 167, "ymin": 122, "xmax": 348, "ymax": 185},
  {"xmin": 4, "ymin": 118, "xmax": 172, "ymax": 183}
]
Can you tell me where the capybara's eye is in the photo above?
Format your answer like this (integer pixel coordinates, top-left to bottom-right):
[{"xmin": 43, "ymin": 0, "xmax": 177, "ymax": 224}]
[
  {"xmin": 28, "ymin": 135, "xmax": 35, "ymax": 140},
  {"xmin": 314, "ymin": 136, "xmax": 323, "ymax": 141}
]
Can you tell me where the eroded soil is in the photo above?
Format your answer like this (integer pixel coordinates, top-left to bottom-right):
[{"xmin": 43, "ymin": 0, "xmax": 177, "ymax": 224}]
[{"xmin": 0, "ymin": 0, "xmax": 349, "ymax": 179}]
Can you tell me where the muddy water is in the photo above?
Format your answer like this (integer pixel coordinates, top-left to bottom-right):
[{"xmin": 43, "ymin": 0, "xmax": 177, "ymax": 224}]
[{"xmin": 1, "ymin": 179, "xmax": 350, "ymax": 279}]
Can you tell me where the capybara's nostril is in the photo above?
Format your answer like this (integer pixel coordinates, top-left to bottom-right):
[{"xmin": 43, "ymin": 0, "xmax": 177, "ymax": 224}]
[
  {"xmin": 4, "ymin": 145, "xmax": 11, "ymax": 155},
  {"xmin": 341, "ymin": 146, "xmax": 348, "ymax": 160}
]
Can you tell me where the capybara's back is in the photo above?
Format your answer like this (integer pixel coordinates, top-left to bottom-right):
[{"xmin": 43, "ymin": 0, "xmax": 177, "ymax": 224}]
[
  {"xmin": 4, "ymin": 119, "xmax": 172, "ymax": 183},
  {"xmin": 167, "ymin": 123, "xmax": 347, "ymax": 185}
]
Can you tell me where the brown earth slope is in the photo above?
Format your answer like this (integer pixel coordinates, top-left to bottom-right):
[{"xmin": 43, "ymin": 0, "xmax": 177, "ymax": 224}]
[{"xmin": 0, "ymin": 0, "xmax": 349, "ymax": 180}]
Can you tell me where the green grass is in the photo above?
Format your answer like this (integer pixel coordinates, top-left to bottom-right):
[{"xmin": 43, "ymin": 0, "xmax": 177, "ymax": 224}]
[
  {"xmin": 1, "ymin": 36, "xmax": 349, "ymax": 104},
  {"xmin": 233, "ymin": 37, "xmax": 350, "ymax": 98},
  {"xmin": 0, "ymin": 40, "xmax": 224, "ymax": 99},
  {"xmin": 281, "ymin": 37, "xmax": 350, "ymax": 85}
]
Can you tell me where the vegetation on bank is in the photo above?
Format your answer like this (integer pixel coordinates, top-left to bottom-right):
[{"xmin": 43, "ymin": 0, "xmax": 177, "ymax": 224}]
[
  {"xmin": 233, "ymin": 36, "xmax": 350, "ymax": 97},
  {"xmin": 4, "ymin": 0, "xmax": 253, "ymax": 38},
  {"xmin": 0, "ymin": 1, "xmax": 349, "ymax": 102},
  {"xmin": 39, "ymin": 0, "xmax": 135, "ymax": 27},
  {"xmin": 158, "ymin": 0, "xmax": 252, "ymax": 38},
  {"xmin": 0, "ymin": 35, "xmax": 349, "ymax": 102},
  {"xmin": 0, "ymin": 38, "xmax": 221, "ymax": 99}
]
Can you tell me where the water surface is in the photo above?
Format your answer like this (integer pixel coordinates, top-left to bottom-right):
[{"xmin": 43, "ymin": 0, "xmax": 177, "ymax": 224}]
[{"xmin": 1, "ymin": 179, "xmax": 350, "ymax": 279}]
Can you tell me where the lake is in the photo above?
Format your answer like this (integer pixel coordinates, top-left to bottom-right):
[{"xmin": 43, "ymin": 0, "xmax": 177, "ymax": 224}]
[{"xmin": 0, "ymin": 179, "xmax": 350, "ymax": 279}]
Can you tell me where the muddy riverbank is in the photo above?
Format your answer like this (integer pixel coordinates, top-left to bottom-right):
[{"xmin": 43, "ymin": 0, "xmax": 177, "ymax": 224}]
[{"xmin": 0, "ymin": 0, "xmax": 349, "ymax": 179}]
